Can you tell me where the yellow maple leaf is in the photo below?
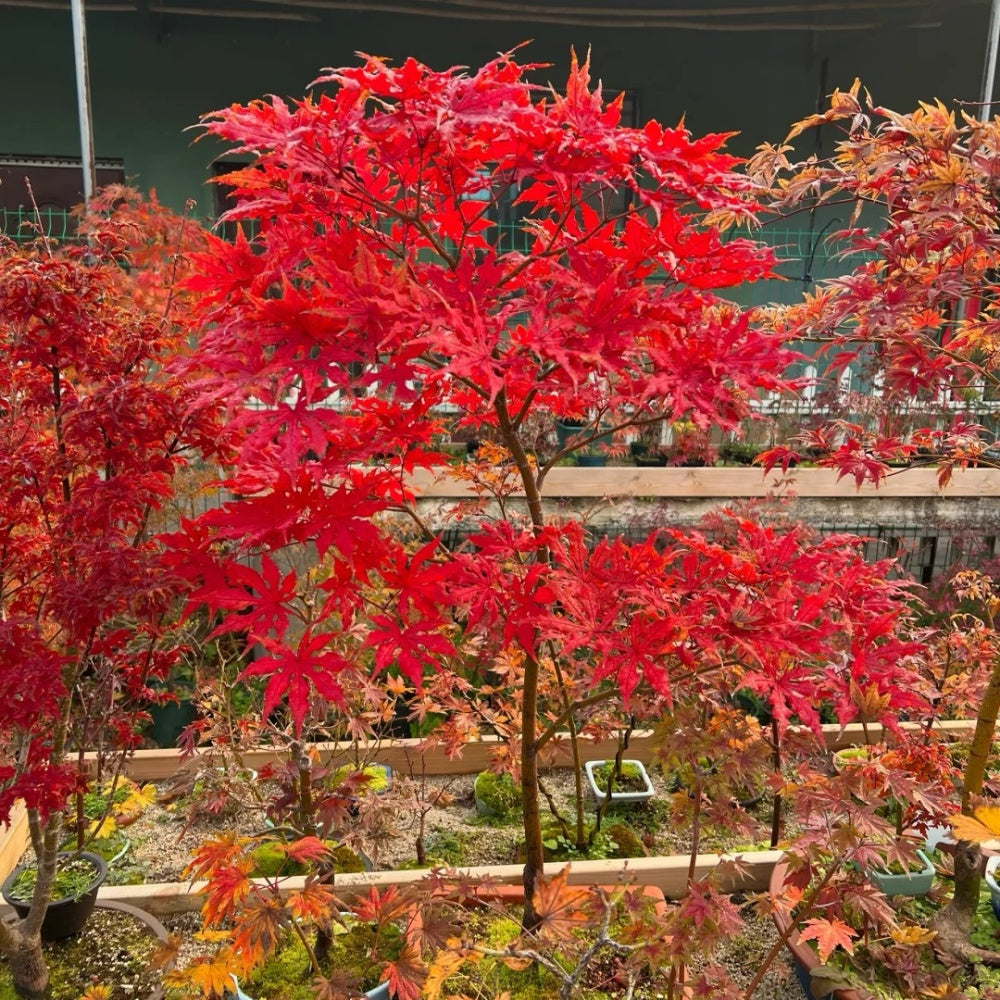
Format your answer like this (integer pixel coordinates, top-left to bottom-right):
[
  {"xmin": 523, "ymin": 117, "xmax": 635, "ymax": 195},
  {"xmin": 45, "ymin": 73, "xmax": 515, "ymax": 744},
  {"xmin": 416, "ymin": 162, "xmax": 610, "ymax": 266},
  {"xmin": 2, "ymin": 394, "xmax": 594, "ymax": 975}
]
[
  {"xmin": 890, "ymin": 924, "xmax": 937, "ymax": 946},
  {"xmin": 115, "ymin": 782, "xmax": 158, "ymax": 825},
  {"xmin": 950, "ymin": 805, "xmax": 1000, "ymax": 843},
  {"xmin": 87, "ymin": 816, "xmax": 117, "ymax": 840},
  {"xmin": 165, "ymin": 950, "xmax": 241, "ymax": 998},
  {"xmin": 422, "ymin": 950, "xmax": 466, "ymax": 1000},
  {"xmin": 194, "ymin": 928, "xmax": 234, "ymax": 943}
]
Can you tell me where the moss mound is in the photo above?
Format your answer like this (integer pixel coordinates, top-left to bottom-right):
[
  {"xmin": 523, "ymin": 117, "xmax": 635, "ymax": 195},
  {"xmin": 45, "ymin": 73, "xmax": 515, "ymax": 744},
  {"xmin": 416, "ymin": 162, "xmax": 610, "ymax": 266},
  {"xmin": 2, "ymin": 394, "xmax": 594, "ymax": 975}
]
[{"xmin": 250, "ymin": 840, "xmax": 365, "ymax": 877}]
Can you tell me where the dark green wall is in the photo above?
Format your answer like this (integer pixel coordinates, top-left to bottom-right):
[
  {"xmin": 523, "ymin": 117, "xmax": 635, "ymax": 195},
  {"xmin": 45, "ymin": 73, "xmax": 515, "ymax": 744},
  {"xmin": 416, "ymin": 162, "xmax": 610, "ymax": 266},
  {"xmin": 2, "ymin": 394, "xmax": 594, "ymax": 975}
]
[{"xmin": 0, "ymin": 5, "xmax": 988, "ymax": 215}]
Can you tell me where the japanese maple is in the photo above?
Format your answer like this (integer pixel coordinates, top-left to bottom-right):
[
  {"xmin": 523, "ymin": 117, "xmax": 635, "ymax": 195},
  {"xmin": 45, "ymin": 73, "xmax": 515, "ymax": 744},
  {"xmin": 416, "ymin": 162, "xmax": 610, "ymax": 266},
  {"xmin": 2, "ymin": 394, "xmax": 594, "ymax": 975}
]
[
  {"xmin": 0, "ymin": 197, "xmax": 213, "ymax": 996},
  {"xmin": 174, "ymin": 51, "xmax": 928, "ymax": 971},
  {"xmin": 750, "ymin": 87, "xmax": 1000, "ymax": 963},
  {"xmin": 749, "ymin": 84, "xmax": 1000, "ymax": 486}
]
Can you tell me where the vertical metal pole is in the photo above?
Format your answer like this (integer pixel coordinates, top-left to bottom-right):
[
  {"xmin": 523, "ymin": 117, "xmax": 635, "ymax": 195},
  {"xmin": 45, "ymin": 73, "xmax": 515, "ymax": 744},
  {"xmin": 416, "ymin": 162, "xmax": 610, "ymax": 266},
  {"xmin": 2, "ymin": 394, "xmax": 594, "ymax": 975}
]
[
  {"xmin": 980, "ymin": 0, "xmax": 1000, "ymax": 122},
  {"xmin": 70, "ymin": 0, "xmax": 97, "ymax": 200}
]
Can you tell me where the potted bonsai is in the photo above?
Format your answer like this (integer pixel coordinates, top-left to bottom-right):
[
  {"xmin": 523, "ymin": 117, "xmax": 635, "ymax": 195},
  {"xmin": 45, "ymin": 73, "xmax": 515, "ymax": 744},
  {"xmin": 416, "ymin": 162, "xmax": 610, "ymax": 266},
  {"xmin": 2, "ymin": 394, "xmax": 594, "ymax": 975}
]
[{"xmin": 584, "ymin": 758, "xmax": 655, "ymax": 804}]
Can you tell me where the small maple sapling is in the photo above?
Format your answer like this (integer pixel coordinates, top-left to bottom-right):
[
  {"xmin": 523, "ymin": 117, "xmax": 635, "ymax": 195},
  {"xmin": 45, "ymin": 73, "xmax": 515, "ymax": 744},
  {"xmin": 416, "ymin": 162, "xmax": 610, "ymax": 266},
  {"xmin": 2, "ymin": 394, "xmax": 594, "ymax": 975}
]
[
  {"xmin": 0, "ymin": 196, "xmax": 213, "ymax": 996},
  {"xmin": 175, "ymin": 53, "xmax": 926, "ymax": 981}
]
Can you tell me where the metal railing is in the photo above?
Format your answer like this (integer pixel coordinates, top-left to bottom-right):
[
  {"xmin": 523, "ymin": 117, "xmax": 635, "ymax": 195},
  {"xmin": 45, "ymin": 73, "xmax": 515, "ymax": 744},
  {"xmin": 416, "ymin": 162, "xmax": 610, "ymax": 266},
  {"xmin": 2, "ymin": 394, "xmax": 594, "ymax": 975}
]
[{"xmin": 1, "ymin": 206, "xmax": 79, "ymax": 241}]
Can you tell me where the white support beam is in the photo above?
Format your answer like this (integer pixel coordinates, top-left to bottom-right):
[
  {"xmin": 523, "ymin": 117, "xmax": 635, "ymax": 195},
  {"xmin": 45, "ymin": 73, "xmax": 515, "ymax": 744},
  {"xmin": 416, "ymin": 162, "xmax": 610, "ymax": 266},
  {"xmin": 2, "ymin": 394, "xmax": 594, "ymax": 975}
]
[{"xmin": 70, "ymin": 0, "xmax": 97, "ymax": 200}]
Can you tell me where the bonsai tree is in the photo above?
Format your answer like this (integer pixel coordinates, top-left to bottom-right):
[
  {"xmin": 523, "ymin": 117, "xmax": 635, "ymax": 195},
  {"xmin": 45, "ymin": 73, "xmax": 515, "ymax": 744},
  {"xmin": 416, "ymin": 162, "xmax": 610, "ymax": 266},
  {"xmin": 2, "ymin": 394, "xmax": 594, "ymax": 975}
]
[
  {"xmin": 171, "ymin": 53, "xmax": 928, "ymax": 997},
  {"xmin": 0, "ymin": 197, "xmax": 213, "ymax": 996}
]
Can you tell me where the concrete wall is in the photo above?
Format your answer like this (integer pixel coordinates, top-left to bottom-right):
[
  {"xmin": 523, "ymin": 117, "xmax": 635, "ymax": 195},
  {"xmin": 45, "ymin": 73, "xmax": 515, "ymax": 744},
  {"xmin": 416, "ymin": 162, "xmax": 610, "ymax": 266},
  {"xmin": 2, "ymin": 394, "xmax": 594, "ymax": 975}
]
[{"xmin": 0, "ymin": 4, "xmax": 989, "ymax": 214}]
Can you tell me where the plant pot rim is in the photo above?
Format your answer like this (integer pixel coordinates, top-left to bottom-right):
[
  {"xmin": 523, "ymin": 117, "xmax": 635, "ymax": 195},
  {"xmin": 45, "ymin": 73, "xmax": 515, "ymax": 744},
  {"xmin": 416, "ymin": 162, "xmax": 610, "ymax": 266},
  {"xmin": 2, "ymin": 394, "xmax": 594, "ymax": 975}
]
[
  {"xmin": 985, "ymin": 855, "xmax": 1000, "ymax": 895},
  {"xmin": 101, "ymin": 899, "xmax": 172, "ymax": 1000},
  {"xmin": 769, "ymin": 859, "xmax": 863, "ymax": 1000},
  {"xmin": 1, "ymin": 898, "xmax": 170, "ymax": 1000},
  {"xmin": 584, "ymin": 758, "xmax": 655, "ymax": 803},
  {"xmin": 1, "ymin": 849, "xmax": 108, "ymax": 907}
]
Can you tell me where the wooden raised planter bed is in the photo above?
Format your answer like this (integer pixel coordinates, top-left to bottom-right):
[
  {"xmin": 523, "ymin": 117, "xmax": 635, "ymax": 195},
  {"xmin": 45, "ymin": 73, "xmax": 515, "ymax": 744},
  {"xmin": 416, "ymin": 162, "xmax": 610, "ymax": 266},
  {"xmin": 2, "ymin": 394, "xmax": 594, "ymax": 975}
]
[{"xmin": 0, "ymin": 720, "xmax": 974, "ymax": 920}]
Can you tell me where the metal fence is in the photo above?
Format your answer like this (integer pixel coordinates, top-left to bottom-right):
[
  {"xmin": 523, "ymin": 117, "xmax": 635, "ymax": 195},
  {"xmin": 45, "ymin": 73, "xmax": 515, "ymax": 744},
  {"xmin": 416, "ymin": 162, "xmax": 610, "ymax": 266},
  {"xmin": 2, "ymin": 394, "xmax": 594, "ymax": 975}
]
[
  {"xmin": 436, "ymin": 521, "xmax": 997, "ymax": 588},
  {"xmin": 1, "ymin": 206, "xmax": 79, "ymax": 241}
]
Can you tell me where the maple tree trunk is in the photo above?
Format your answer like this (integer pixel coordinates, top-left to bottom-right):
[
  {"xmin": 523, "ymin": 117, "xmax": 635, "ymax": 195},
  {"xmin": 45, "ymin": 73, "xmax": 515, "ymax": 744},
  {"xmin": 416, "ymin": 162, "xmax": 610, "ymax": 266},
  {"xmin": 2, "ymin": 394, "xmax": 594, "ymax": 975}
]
[
  {"xmin": 931, "ymin": 841, "xmax": 981, "ymax": 955},
  {"xmin": 937, "ymin": 652, "xmax": 1000, "ymax": 945},
  {"xmin": 520, "ymin": 654, "xmax": 544, "ymax": 930},
  {"xmin": 769, "ymin": 719, "xmax": 783, "ymax": 849},
  {"xmin": 1, "ymin": 925, "xmax": 48, "ymax": 998},
  {"xmin": 961, "ymin": 653, "xmax": 1000, "ymax": 813},
  {"xmin": 496, "ymin": 396, "xmax": 547, "ymax": 930}
]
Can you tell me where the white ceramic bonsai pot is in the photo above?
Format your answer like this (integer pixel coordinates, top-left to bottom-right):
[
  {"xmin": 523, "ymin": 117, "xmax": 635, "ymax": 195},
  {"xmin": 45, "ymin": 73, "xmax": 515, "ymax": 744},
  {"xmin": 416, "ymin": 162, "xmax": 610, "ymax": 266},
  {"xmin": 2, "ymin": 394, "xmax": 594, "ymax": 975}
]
[
  {"xmin": 584, "ymin": 759, "xmax": 654, "ymax": 804},
  {"xmin": 868, "ymin": 848, "xmax": 935, "ymax": 897}
]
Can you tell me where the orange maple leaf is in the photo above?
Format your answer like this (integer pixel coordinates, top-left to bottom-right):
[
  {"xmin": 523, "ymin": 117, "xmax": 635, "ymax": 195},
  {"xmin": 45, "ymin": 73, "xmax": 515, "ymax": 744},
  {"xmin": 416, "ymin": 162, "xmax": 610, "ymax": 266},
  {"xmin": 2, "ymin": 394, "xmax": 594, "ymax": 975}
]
[
  {"xmin": 798, "ymin": 917, "xmax": 857, "ymax": 963},
  {"xmin": 231, "ymin": 897, "xmax": 288, "ymax": 966},
  {"xmin": 382, "ymin": 943, "xmax": 426, "ymax": 1000},
  {"xmin": 184, "ymin": 831, "xmax": 249, "ymax": 882},
  {"xmin": 286, "ymin": 878, "xmax": 339, "ymax": 925},
  {"xmin": 531, "ymin": 867, "xmax": 591, "ymax": 943},
  {"xmin": 202, "ymin": 859, "xmax": 256, "ymax": 926},
  {"xmin": 283, "ymin": 835, "xmax": 332, "ymax": 865}
]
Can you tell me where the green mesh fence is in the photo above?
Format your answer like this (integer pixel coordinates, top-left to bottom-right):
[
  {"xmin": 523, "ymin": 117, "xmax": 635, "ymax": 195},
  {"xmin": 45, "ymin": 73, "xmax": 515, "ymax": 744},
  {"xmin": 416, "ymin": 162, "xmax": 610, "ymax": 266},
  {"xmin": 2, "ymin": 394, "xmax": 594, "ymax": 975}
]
[
  {"xmin": 1, "ymin": 206, "xmax": 78, "ymax": 241},
  {"xmin": 0, "ymin": 204, "xmax": 865, "ymax": 269}
]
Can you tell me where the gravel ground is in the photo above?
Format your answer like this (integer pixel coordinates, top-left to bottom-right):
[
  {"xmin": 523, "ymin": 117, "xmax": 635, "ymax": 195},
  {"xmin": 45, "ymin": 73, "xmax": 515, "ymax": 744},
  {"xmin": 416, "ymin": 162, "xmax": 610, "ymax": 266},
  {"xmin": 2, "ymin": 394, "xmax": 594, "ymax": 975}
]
[
  {"xmin": 691, "ymin": 895, "xmax": 805, "ymax": 1000},
  {"xmin": 20, "ymin": 759, "xmax": 791, "ymax": 885}
]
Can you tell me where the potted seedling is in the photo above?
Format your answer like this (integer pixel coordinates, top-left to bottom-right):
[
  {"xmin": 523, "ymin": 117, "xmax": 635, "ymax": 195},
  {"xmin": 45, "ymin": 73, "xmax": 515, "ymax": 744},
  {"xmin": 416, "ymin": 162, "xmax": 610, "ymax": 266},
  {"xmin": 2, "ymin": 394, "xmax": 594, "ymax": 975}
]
[
  {"xmin": 1, "ymin": 852, "xmax": 108, "ymax": 941},
  {"xmin": 584, "ymin": 758, "xmax": 655, "ymax": 804}
]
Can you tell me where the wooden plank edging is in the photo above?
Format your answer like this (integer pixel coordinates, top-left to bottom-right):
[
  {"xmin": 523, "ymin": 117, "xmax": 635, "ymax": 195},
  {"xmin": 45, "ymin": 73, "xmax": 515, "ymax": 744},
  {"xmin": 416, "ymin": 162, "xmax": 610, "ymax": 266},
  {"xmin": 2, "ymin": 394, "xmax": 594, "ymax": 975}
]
[
  {"xmin": 55, "ymin": 849, "xmax": 782, "ymax": 916},
  {"xmin": 111, "ymin": 719, "xmax": 976, "ymax": 781},
  {"xmin": 0, "ymin": 720, "xmax": 975, "ymax": 883},
  {"xmin": 408, "ymin": 465, "xmax": 1000, "ymax": 499}
]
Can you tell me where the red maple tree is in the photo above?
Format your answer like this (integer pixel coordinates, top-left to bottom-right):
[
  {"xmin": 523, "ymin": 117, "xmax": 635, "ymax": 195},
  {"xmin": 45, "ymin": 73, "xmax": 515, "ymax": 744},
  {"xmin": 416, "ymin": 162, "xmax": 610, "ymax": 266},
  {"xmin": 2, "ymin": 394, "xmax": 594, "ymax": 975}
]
[
  {"xmin": 749, "ymin": 87, "xmax": 1000, "ymax": 961},
  {"xmin": 174, "ymin": 52, "xmax": 926, "ymax": 948},
  {"xmin": 0, "ymin": 199, "xmax": 213, "ymax": 994}
]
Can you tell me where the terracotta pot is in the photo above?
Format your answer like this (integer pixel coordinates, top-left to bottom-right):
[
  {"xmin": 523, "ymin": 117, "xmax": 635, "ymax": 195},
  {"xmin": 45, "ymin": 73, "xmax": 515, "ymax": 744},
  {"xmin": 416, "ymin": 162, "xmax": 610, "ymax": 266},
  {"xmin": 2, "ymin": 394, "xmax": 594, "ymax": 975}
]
[{"xmin": 769, "ymin": 859, "xmax": 862, "ymax": 1000}]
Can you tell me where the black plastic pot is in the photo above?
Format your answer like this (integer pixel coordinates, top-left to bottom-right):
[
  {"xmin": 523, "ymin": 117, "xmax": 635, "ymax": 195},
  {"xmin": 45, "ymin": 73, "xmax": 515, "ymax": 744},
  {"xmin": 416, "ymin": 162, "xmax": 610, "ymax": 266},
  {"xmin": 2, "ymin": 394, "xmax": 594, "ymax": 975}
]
[
  {"xmin": 2, "ymin": 850, "xmax": 108, "ymax": 940},
  {"xmin": 148, "ymin": 697, "xmax": 198, "ymax": 748}
]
